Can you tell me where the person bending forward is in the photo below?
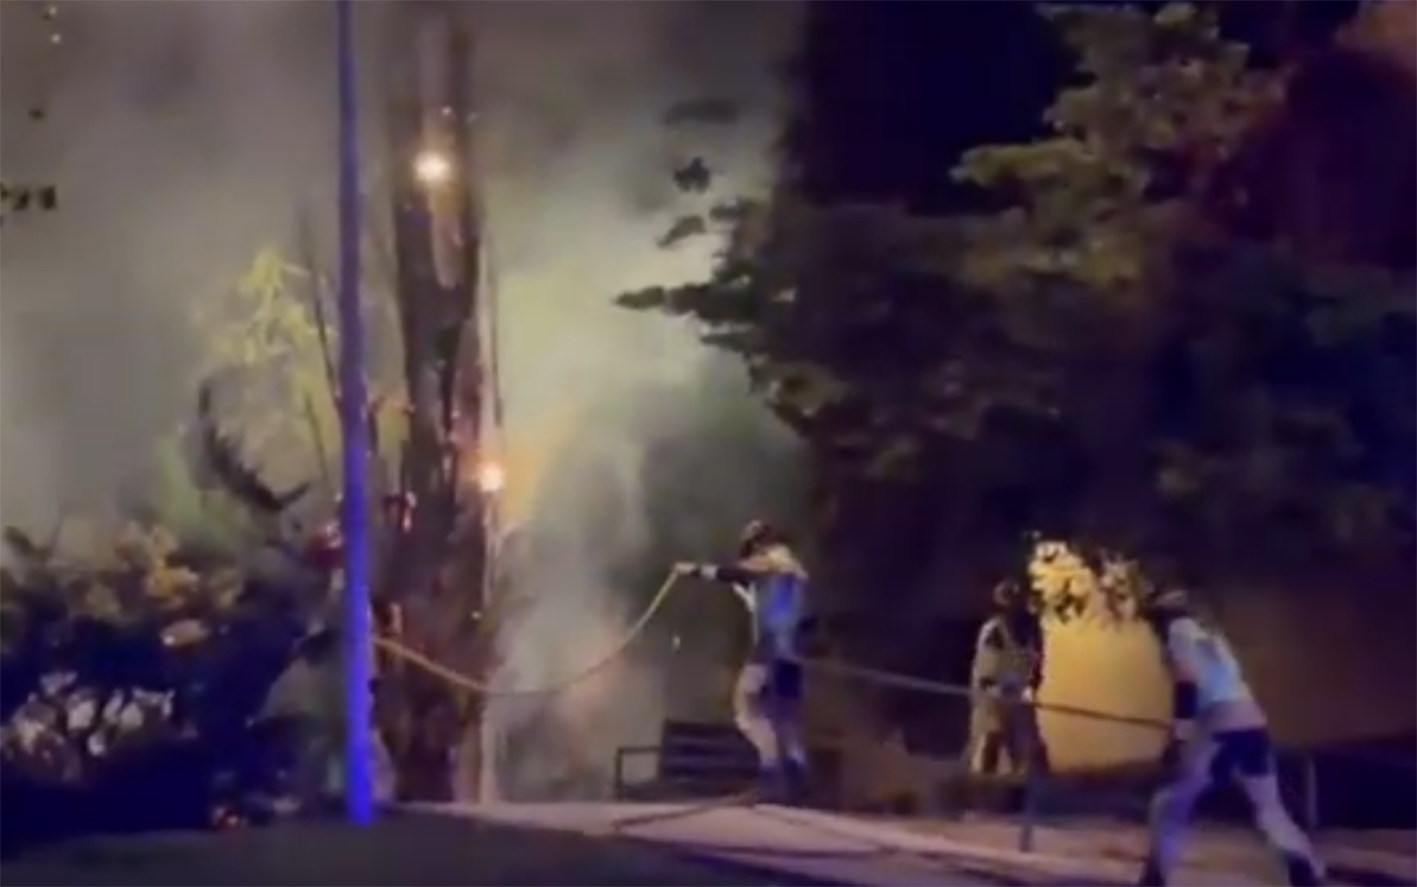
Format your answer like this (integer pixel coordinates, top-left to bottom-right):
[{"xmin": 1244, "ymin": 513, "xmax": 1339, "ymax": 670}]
[{"xmin": 1138, "ymin": 587, "xmax": 1325, "ymax": 887}]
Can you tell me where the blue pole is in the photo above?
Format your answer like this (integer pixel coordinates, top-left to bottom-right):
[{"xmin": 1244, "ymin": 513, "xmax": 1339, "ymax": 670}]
[{"xmin": 336, "ymin": 0, "xmax": 375, "ymax": 826}]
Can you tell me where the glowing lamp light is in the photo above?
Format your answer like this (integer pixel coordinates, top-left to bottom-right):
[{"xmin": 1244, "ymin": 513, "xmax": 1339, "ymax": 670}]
[
  {"xmin": 412, "ymin": 149, "xmax": 453, "ymax": 187},
  {"xmin": 476, "ymin": 460, "xmax": 506, "ymax": 495}
]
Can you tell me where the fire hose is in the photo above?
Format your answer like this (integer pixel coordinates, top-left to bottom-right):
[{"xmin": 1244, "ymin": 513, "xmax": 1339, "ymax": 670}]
[
  {"xmin": 372, "ymin": 567, "xmax": 1175, "ymax": 732},
  {"xmin": 369, "ymin": 581, "xmax": 1417, "ymax": 872},
  {"xmin": 372, "ymin": 569, "xmax": 684, "ymax": 697}
]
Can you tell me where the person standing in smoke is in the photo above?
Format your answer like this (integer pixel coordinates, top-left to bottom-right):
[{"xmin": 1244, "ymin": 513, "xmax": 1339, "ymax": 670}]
[
  {"xmin": 967, "ymin": 579, "xmax": 1051, "ymax": 778},
  {"xmin": 675, "ymin": 519, "xmax": 811, "ymax": 803},
  {"xmin": 1137, "ymin": 586, "xmax": 1325, "ymax": 887}
]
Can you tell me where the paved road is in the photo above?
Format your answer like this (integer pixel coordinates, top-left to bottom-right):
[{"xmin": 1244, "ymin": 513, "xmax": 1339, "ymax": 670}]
[
  {"xmin": 0, "ymin": 810, "xmax": 837, "ymax": 887},
  {"xmin": 453, "ymin": 801, "xmax": 1417, "ymax": 887},
  {"xmin": 440, "ymin": 801, "xmax": 1156, "ymax": 885},
  {"xmin": 5, "ymin": 802, "xmax": 1412, "ymax": 887}
]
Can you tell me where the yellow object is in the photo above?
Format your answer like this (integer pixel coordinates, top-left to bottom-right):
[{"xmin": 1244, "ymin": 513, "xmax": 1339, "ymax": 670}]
[{"xmin": 374, "ymin": 570, "xmax": 681, "ymax": 697}]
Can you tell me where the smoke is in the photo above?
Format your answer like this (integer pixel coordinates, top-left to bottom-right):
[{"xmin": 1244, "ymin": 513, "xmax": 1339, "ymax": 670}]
[
  {"xmin": 0, "ymin": 1, "xmax": 803, "ymax": 795},
  {"xmin": 465, "ymin": 2, "xmax": 805, "ymax": 798},
  {"xmin": 489, "ymin": 363, "xmax": 808, "ymax": 799},
  {"xmin": 0, "ymin": 2, "xmax": 346, "ymax": 528}
]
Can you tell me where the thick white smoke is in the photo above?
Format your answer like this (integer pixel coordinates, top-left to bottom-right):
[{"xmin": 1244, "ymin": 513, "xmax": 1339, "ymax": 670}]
[
  {"xmin": 465, "ymin": 2, "xmax": 803, "ymax": 798},
  {"xmin": 1, "ymin": 1, "xmax": 802, "ymax": 796}
]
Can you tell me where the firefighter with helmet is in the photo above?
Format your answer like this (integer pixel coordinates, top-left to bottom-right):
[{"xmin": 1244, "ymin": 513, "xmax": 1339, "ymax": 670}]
[
  {"xmin": 1134, "ymin": 585, "xmax": 1323, "ymax": 886},
  {"xmin": 966, "ymin": 578, "xmax": 1052, "ymax": 778},
  {"xmin": 675, "ymin": 519, "xmax": 811, "ymax": 803}
]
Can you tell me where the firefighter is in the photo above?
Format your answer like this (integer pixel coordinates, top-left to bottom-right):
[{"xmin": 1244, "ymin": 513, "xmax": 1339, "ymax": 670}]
[
  {"xmin": 966, "ymin": 579, "xmax": 1051, "ymax": 778},
  {"xmin": 675, "ymin": 519, "xmax": 811, "ymax": 803},
  {"xmin": 1137, "ymin": 586, "xmax": 1324, "ymax": 887}
]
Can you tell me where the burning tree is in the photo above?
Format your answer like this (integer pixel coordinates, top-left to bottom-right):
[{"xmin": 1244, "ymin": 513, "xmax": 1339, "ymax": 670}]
[
  {"xmin": 194, "ymin": 242, "xmax": 511, "ymax": 802},
  {"xmin": 193, "ymin": 6, "xmax": 515, "ymax": 802}
]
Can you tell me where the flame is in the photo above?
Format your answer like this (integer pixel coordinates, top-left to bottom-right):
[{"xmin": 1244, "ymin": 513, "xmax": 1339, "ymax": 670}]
[
  {"xmin": 476, "ymin": 460, "xmax": 506, "ymax": 495},
  {"xmin": 412, "ymin": 148, "xmax": 454, "ymax": 187},
  {"xmin": 457, "ymin": 407, "xmax": 585, "ymax": 525}
]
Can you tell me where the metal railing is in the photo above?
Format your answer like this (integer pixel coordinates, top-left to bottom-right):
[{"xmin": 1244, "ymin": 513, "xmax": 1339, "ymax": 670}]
[
  {"xmin": 614, "ymin": 655, "xmax": 1417, "ymax": 855},
  {"xmin": 848, "ymin": 658, "xmax": 1413, "ymax": 851}
]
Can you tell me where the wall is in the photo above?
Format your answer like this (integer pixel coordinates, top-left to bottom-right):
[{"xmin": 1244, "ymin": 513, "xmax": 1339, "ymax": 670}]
[
  {"xmin": 1212, "ymin": 580, "xmax": 1416, "ymax": 748},
  {"xmin": 1036, "ymin": 616, "xmax": 1171, "ymax": 770},
  {"xmin": 1033, "ymin": 578, "xmax": 1416, "ymax": 770}
]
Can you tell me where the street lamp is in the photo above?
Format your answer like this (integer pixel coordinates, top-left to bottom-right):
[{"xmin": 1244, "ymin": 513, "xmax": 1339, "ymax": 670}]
[
  {"xmin": 335, "ymin": 0, "xmax": 375, "ymax": 827},
  {"xmin": 413, "ymin": 148, "xmax": 454, "ymax": 187}
]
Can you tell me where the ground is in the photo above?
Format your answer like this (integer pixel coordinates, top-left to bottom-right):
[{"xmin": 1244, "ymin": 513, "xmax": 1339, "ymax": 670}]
[
  {"xmin": 0, "ymin": 809, "xmax": 827, "ymax": 887},
  {"xmin": 3, "ymin": 803, "xmax": 1414, "ymax": 887},
  {"xmin": 464, "ymin": 802, "xmax": 1417, "ymax": 886}
]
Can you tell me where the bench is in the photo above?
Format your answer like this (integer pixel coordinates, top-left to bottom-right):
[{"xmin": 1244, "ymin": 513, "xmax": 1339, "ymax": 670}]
[{"xmin": 612, "ymin": 720, "xmax": 760, "ymax": 801}]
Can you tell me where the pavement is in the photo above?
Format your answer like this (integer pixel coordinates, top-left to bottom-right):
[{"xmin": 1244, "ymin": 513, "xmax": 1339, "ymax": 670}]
[
  {"xmin": 454, "ymin": 801, "xmax": 1417, "ymax": 887},
  {"xmin": 0, "ymin": 809, "xmax": 824, "ymax": 887},
  {"xmin": 3, "ymin": 801, "xmax": 1414, "ymax": 886}
]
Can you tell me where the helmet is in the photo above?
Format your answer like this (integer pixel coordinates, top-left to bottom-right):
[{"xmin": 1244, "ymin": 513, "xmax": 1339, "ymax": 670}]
[
  {"xmin": 1137, "ymin": 584, "xmax": 1192, "ymax": 640},
  {"xmin": 737, "ymin": 519, "xmax": 777, "ymax": 558},
  {"xmin": 1140, "ymin": 585, "xmax": 1190, "ymax": 613},
  {"xmin": 992, "ymin": 578, "xmax": 1025, "ymax": 610}
]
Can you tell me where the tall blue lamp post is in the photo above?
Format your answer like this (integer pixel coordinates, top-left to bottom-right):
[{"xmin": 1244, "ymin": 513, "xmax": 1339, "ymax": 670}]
[{"xmin": 336, "ymin": 0, "xmax": 375, "ymax": 826}]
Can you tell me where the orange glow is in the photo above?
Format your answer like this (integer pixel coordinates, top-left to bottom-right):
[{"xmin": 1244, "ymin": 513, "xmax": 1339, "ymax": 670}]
[
  {"xmin": 412, "ymin": 148, "xmax": 453, "ymax": 187},
  {"xmin": 476, "ymin": 460, "xmax": 506, "ymax": 495}
]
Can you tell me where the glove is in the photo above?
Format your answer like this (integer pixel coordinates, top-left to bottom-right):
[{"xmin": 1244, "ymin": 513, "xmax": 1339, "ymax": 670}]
[
  {"xmin": 794, "ymin": 615, "xmax": 826, "ymax": 655},
  {"xmin": 1159, "ymin": 736, "xmax": 1182, "ymax": 775},
  {"xmin": 1158, "ymin": 721, "xmax": 1194, "ymax": 777},
  {"xmin": 673, "ymin": 562, "xmax": 702, "ymax": 578}
]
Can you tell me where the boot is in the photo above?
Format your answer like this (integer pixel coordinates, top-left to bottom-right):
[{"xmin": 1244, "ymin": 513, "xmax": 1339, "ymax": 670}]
[
  {"xmin": 782, "ymin": 757, "xmax": 810, "ymax": 807},
  {"xmin": 756, "ymin": 766, "xmax": 787, "ymax": 804},
  {"xmin": 1136, "ymin": 854, "xmax": 1167, "ymax": 886},
  {"xmin": 1282, "ymin": 852, "xmax": 1323, "ymax": 887}
]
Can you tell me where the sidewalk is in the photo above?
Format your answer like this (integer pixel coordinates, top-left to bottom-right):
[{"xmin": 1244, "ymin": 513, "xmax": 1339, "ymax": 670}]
[
  {"xmin": 460, "ymin": 801, "xmax": 1259, "ymax": 885},
  {"xmin": 833, "ymin": 811, "xmax": 1417, "ymax": 886},
  {"xmin": 460, "ymin": 801, "xmax": 1044, "ymax": 886},
  {"xmin": 463, "ymin": 802, "xmax": 1417, "ymax": 887},
  {"xmin": 0, "ymin": 809, "xmax": 825, "ymax": 886}
]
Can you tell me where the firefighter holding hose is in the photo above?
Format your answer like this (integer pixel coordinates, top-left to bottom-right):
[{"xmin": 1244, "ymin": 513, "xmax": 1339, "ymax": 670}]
[
  {"xmin": 1136, "ymin": 586, "xmax": 1324, "ymax": 887},
  {"xmin": 967, "ymin": 579, "xmax": 1052, "ymax": 778},
  {"xmin": 675, "ymin": 519, "xmax": 811, "ymax": 803}
]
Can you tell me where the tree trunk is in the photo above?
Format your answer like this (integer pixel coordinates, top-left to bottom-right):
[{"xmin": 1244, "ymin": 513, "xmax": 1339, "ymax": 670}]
[
  {"xmin": 390, "ymin": 740, "xmax": 458, "ymax": 802},
  {"xmin": 374, "ymin": 4, "xmax": 495, "ymax": 809},
  {"xmin": 378, "ymin": 663, "xmax": 480, "ymax": 803}
]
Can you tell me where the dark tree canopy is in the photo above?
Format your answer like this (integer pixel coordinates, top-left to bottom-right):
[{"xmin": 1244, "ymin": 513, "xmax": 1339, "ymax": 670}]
[
  {"xmin": 779, "ymin": 1, "xmax": 1065, "ymax": 214},
  {"xmin": 620, "ymin": 3, "xmax": 1415, "ymax": 604},
  {"xmin": 1202, "ymin": 35, "xmax": 1417, "ymax": 270}
]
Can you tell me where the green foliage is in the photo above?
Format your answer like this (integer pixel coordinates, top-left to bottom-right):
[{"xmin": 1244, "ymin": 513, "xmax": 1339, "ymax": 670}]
[
  {"xmin": 1147, "ymin": 247, "xmax": 1415, "ymax": 570},
  {"xmin": 620, "ymin": 197, "xmax": 990, "ymax": 481},
  {"xmin": 197, "ymin": 250, "xmax": 328, "ymax": 376},
  {"xmin": 143, "ymin": 433, "xmax": 258, "ymax": 556},
  {"xmin": 620, "ymin": 6, "xmax": 1284, "ymax": 484},
  {"xmin": 0, "ymin": 255, "xmax": 334, "ymax": 770},
  {"xmin": 142, "ymin": 249, "xmax": 344, "ymax": 545},
  {"xmin": 1, "ymin": 523, "xmax": 239, "ymax": 654},
  {"xmin": 189, "ymin": 248, "xmax": 339, "ymax": 484},
  {"xmin": 0, "ymin": 516, "xmax": 313, "ymax": 795},
  {"xmin": 954, "ymin": 3, "xmax": 1280, "ymax": 301},
  {"xmin": 619, "ymin": 2, "xmax": 1414, "ymax": 595}
]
